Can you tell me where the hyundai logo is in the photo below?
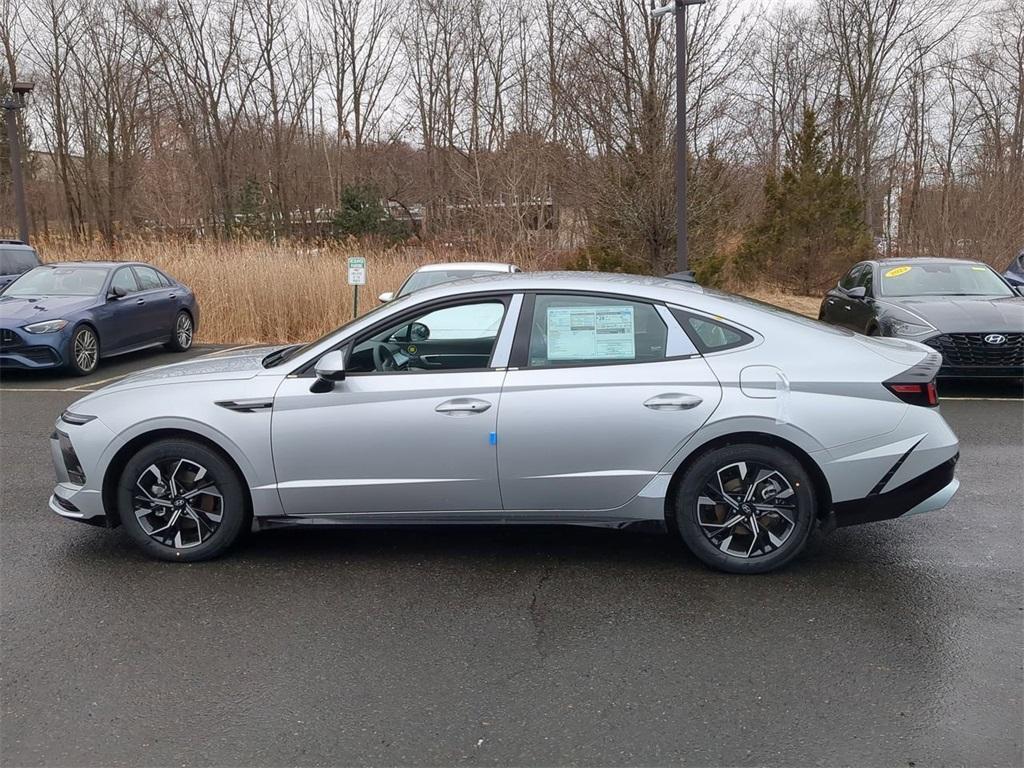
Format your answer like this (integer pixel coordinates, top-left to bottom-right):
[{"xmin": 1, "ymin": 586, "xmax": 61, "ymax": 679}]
[{"xmin": 984, "ymin": 334, "xmax": 1007, "ymax": 345}]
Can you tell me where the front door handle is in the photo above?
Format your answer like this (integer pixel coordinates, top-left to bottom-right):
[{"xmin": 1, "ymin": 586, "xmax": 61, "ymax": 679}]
[
  {"xmin": 644, "ymin": 393, "xmax": 703, "ymax": 411},
  {"xmin": 136, "ymin": 298, "xmax": 146, "ymax": 305},
  {"xmin": 435, "ymin": 398, "xmax": 492, "ymax": 415}
]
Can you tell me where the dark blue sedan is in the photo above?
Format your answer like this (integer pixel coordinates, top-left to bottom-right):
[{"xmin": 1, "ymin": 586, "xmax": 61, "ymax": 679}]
[{"xmin": 0, "ymin": 262, "xmax": 199, "ymax": 375}]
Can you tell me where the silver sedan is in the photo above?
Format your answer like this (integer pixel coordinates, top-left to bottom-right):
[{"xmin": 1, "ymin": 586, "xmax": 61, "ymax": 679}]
[{"xmin": 49, "ymin": 272, "xmax": 960, "ymax": 573}]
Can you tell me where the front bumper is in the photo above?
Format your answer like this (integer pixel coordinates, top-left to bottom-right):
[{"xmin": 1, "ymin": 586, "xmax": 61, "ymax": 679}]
[
  {"xmin": 0, "ymin": 327, "xmax": 68, "ymax": 369},
  {"xmin": 49, "ymin": 421, "xmax": 112, "ymax": 526},
  {"xmin": 923, "ymin": 333, "xmax": 1023, "ymax": 379},
  {"xmin": 831, "ymin": 455, "xmax": 959, "ymax": 528}
]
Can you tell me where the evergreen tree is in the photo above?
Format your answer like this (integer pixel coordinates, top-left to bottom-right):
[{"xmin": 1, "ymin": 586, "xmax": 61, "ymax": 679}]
[
  {"xmin": 332, "ymin": 184, "xmax": 406, "ymax": 241},
  {"xmin": 738, "ymin": 109, "xmax": 871, "ymax": 294}
]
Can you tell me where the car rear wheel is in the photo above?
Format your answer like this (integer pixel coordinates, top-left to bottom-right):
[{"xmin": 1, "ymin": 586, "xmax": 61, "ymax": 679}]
[
  {"xmin": 68, "ymin": 325, "xmax": 99, "ymax": 376},
  {"xmin": 166, "ymin": 311, "xmax": 194, "ymax": 352},
  {"xmin": 673, "ymin": 444, "xmax": 817, "ymax": 574},
  {"xmin": 117, "ymin": 439, "xmax": 247, "ymax": 562}
]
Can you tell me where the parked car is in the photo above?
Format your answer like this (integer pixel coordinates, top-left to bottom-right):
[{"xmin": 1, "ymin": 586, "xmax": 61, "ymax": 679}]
[
  {"xmin": 0, "ymin": 240, "xmax": 41, "ymax": 292},
  {"xmin": 378, "ymin": 262, "xmax": 520, "ymax": 302},
  {"xmin": 50, "ymin": 272, "xmax": 959, "ymax": 574},
  {"xmin": 1004, "ymin": 249, "xmax": 1024, "ymax": 286},
  {"xmin": 819, "ymin": 257, "xmax": 1024, "ymax": 379},
  {"xmin": 0, "ymin": 261, "xmax": 199, "ymax": 375}
]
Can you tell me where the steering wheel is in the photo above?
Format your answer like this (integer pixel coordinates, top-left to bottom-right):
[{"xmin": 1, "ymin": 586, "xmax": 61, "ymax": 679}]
[{"xmin": 372, "ymin": 343, "xmax": 399, "ymax": 372}]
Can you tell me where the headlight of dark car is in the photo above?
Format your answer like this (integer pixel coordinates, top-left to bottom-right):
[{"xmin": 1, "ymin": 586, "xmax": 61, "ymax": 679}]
[
  {"xmin": 23, "ymin": 319, "xmax": 69, "ymax": 334},
  {"xmin": 886, "ymin": 317, "xmax": 935, "ymax": 337}
]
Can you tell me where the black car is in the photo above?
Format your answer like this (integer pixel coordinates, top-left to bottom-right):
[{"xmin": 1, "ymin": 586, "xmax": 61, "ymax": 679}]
[
  {"xmin": 819, "ymin": 257, "xmax": 1024, "ymax": 379},
  {"xmin": 0, "ymin": 240, "xmax": 41, "ymax": 291},
  {"xmin": 1004, "ymin": 249, "xmax": 1024, "ymax": 287}
]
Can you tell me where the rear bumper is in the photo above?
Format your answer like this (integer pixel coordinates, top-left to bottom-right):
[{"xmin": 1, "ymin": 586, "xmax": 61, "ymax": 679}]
[{"xmin": 831, "ymin": 455, "xmax": 959, "ymax": 528}]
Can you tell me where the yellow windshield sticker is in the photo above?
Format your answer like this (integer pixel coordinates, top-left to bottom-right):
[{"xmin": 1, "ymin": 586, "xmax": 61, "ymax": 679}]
[{"xmin": 884, "ymin": 266, "xmax": 912, "ymax": 278}]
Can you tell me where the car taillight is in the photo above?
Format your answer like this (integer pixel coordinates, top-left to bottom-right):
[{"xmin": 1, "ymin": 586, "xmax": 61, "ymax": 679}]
[{"xmin": 885, "ymin": 381, "xmax": 939, "ymax": 407}]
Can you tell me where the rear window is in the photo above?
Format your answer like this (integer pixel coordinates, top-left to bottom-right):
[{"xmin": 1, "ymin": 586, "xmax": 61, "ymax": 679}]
[
  {"xmin": 0, "ymin": 248, "xmax": 40, "ymax": 276},
  {"xmin": 398, "ymin": 270, "xmax": 502, "ymax": 296}
]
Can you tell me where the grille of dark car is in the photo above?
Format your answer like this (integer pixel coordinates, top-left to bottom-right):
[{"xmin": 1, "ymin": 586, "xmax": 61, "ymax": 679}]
[
  {"xmin": 924, "ymin": 333, "xmax": 1024, "ymax": 369},
  {"xmin": 0, "ymin": 328, "xmax": 18, "ymax": 347}
]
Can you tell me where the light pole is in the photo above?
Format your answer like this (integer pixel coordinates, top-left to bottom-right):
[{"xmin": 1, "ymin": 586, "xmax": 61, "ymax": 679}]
[
  {"xmin": 651, "ymin": 0, "xmax": 704, "ymax": 275},
  {"xmin": 3, "ymin": 81, "xmax": 34, "ymax": 245}
]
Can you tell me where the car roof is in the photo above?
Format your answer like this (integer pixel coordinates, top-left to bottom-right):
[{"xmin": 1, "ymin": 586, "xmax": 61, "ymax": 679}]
[
  {"xmin": 872, "ymin": 256, "xmax": 989, "ymax": 266},
  {"xmin": 414, "ymin": 262, "xmax": 517, "ymax": 273},
  {"xmin": 0, "ymin": 240, "xmax": 36, "ymax": 251},
  {"xmin": 406, "ymin": 270, "xmax": 705, "ymax": 302},
  {"xmin": 37, "ymin": 261, "xmax": 144, "ymax": 268}
]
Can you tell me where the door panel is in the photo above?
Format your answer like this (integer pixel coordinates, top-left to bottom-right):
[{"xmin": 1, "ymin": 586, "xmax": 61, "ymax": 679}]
[
  {"xmin": 271, "ymin": 371, "xmax": 505, "ymax": 516},
  {"xmin": 132, "ymin": 266, "xmax": 175, "ymax": 340},
  {"xmin": 497, "ymin": 357, "xmax": 722, "ymax": 511}
]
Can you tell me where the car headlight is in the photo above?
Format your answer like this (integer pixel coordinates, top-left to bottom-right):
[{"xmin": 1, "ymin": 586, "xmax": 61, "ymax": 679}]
[
  {"xmin": 23, "ymin": 319, "xmax": 69, "ymax": 334},
  {"xmin": 887, "ymin": 317, "xmax": 935, "ymax": 337}
]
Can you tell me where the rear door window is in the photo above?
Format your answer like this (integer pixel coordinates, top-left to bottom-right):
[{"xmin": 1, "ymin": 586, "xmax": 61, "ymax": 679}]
[
  {"xmin": 523, "ymin": 294, "xmax": 667, "ymax": 367},
  {"xmin": 133, "ymin": 266, "xmax": 163, "ymax": 291}
]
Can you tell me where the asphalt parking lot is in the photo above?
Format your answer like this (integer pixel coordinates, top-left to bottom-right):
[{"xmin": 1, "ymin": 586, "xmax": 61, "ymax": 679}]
[{"xmin": 1, "ymin": 349, "xmax": 1021, "ymax": 767}]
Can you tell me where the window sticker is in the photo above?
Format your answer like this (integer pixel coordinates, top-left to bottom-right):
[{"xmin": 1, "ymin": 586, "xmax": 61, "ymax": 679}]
[
  {"xmin": 884, "ymin": 266, "xmax": 912, "ymax": 278},
  {"xmin": 546, "ymin": 305, "xmax": 635, "ymax": 360}
]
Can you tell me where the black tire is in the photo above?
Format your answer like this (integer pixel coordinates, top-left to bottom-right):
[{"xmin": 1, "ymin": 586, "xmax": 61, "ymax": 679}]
[
  {"xmin": 165, "ymin": 310, "xmax": 194, "ymax": 352},
  {"xmin": 117, "ymin": 439, "xmax": 248, "ymax": 562},
  {"xmin": 673, "ymin": 443, "xmax": 817, "ymax": 574},
  {"xmin": 67, "ymin": 325, "xmax": 100, "ymax": 376}
]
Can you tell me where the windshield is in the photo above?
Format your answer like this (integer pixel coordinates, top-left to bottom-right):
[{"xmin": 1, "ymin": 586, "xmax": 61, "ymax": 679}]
[
  {"xmin": 3, "ymin": 266, "xmax": 108, "ymax": 297},
  {"xmin": 397, "ymin": 269, "xmax": 501, "ymax": 297},
  {"xmin": 0, "ymin": 249, "xmax": 39, "ymax": 276},
  {"xmin": 263, "ymin": 298, "xmax": 407, "ymax": 367},
  {"xmin": 880, "ymin": 262, "xmax": 1012, "ymax": 298}
]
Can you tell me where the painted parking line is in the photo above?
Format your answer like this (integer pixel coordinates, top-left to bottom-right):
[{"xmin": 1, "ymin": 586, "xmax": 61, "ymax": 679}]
[
  {"xmin": 64, "ymin": 373, "xmax": 125, "ymax": 391},
  {"xmin": 941, "ymin": 397, "xmax": 1022, "ymax": 402}
]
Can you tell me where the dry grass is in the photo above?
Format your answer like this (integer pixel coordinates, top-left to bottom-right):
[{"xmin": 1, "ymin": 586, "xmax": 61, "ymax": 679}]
[{"xmin": 37, "ymin": 239, "xmax": 820, "ymax": 343}]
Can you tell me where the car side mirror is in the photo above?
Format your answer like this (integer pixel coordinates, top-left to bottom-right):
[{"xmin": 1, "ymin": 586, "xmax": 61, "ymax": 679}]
[
  {"xmin": 846, "ymin": 286, "xmax": 867, "ymax": 299},
  {"xmin": 311, "ymin": 350, "xmax": 346, "ymax": 393},
  {"xmin": 378, "ymin": 291, "xmax": 394, "ymax": 303},
  {"xmin": 108, "ymin": 286, "xmax": 128, "ymax": 300}
]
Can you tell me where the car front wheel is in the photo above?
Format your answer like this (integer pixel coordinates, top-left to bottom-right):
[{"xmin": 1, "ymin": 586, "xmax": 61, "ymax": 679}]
[
  {"xmin": 68, "ymin": 325, "xmax": 99, "ymax": 376},
  {"xmin": 117, "ymin": 439, "xmax": 247, "ymax": 562},
  {"xmin": 673, "ymin": 443, "xmax": 817, "ymax": 574}
]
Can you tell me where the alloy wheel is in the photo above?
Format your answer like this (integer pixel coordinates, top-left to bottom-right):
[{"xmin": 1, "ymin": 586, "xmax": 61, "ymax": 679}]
[
  {"xmin": 176, "ymin": 313, "xmax": 193, "ymax": 348},
  {"xmin": 696, "ymin": 460, "xmax": 799, "ymax": 559},
  {"xmin": 74, "ymin": 328, "xmax": 98, "ymax": 372},
  {"xmin": 133, "ymin": 459, "xmax": 224, "ymax": 549}
]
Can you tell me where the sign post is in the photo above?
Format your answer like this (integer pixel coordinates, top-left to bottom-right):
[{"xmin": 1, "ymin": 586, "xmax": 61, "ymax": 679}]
[{"xmin": 347, "ymin": 256, "xmax": 367, "ymax": 319}]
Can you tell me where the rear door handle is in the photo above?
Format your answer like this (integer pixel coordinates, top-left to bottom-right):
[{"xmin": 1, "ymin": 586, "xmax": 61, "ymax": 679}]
[
  {"xmin": 136, "ymin": 298, "xmax": 146, "ymax": 305},
  {"xmin": 644, "ymin": 393, "xmax": 703, "ymax": 411},
  {"xmin": 435, "ymin": 398, "xmax": 492, "ymax": 415}
]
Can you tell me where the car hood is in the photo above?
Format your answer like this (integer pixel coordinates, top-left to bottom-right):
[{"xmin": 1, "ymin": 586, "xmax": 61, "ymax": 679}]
[
  {"xmin": 0, "ymin": 294, "xmax": 97, "ymax": 322},
  {"xmin": 882, "ymin": 295, "xmax": 1024, "ymax": 332},
  {"xmin": 74, "ymin": 345, "xmax": 282, "ymax": 404}
]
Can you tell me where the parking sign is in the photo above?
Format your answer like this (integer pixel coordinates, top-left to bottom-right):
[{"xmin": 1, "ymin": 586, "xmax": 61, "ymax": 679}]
[{"xmin": 347, "ymin": 256, "xmax": 367, "ymax": 286}]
